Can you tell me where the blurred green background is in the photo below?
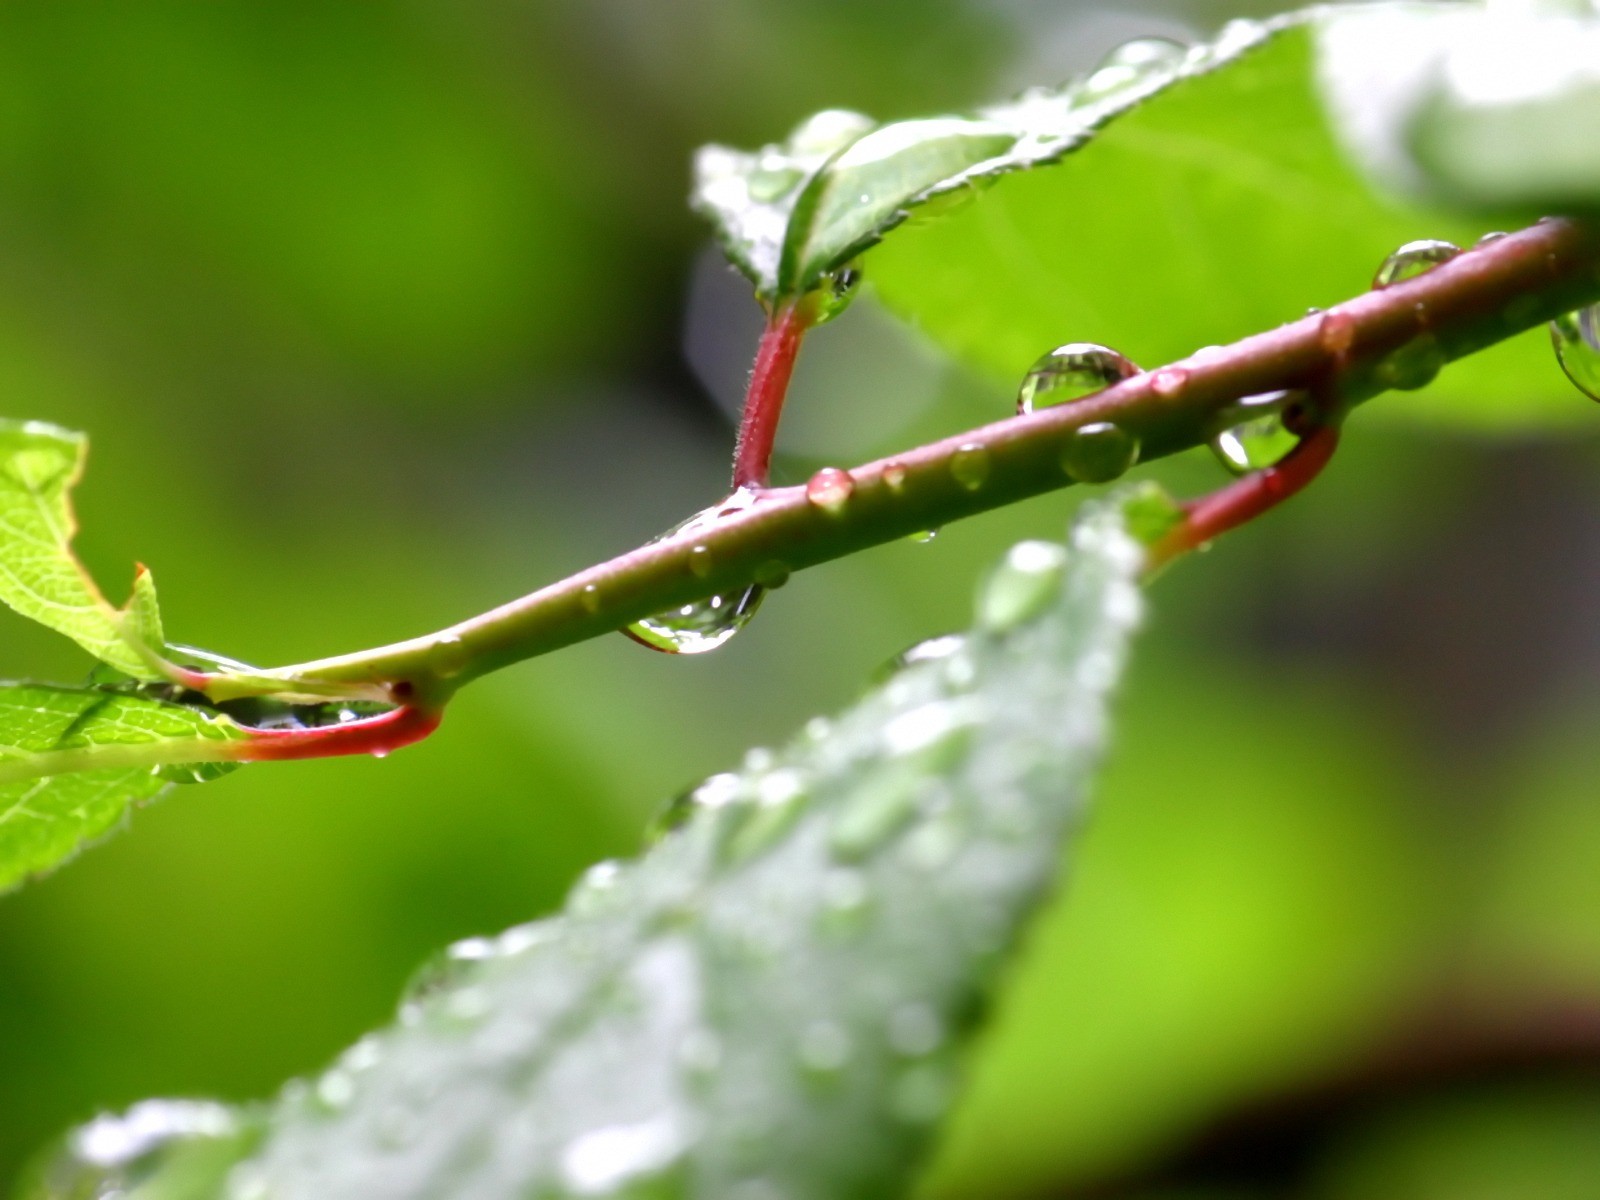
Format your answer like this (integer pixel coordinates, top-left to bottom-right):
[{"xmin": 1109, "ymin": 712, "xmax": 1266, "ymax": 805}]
[{"xmin": 2, "ymin": 2, "xmax": 1599, "ymax": 1197}]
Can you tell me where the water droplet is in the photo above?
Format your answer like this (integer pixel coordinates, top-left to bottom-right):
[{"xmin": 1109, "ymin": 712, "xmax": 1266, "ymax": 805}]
[
  {"xmin": 806, "ymin": 467, "xmax": 855, "ymax": 514},
  {"xmin": 650, "ymin": 772, "xmax": 744, "ymax": 841},
  {"xmin": 977, "ymin": 540, "xmax": 1069, "ymax": 633},
  {"xmin": 371, "ymin": 748, "xmax": 389, "ymax": 760},
  {"xmin": 949, "ymin": 443, "xmax": 990, "ymax": 491},
  {"xmin": 1060, "ymin": 421, "xmax": 1139, "ymax": 483},
  {"xmin": 874, "ymin": 633, "xmax": 966, "ymax": 683},
  {"xmin": 881, "ymin": 460, "xmax": 908, "ymax": 492},
  {"xmin": 1319, "ymin": 309, "xmax": 1356, "ymax": 356},
  {"xmin": 1476, "ymin": 230, "xmax": 1508, "ymax": 247},
  {"xmin": 428, "ymin": 632, "xmax": 467, "ymax": 679},
  {"xmin": 570, "ymin": 859, "xmax": 625, "ymax": 916},
  {"xmin": 1016, "ymin": 342, "xmax": 1139, "ymax": 413},
  {"xmin": 747, "ymin": 159, "xmax": 804, "ymax": 203},
  {"xmin": 48, "ymin": 1100, "xmax": 248, "ymax": 1198},
  {"xmin": 888, "ymin": 1003, "xmax": 946, "ymax": 1057},
  {"xmin": 1373, "ymin": 238, "xmax": 1461, "ymax": 288},
  {"xmin": 1077, "ymin": 37, "xmax": 1187, "ymax": 105},
  {"xmin": 625, "ymin": 488, "xmax": 766, "ymax": 655},
  {"xmin": 753, "ymin": 560, "xmax": 790, "ymax": 588},
  {"xmin": 908, "ymin": 528, "xmax": 939, "ymax": 544},
  {"xmin": 688, "ymin": 544, "xmax": 714, "ymax": 578},
  {"xmin": 787, "ymin": 108, "xmax": 875, "ymax": 157},
  {"xmin": 1374, "ymin": 333, "xmax": 1445, "ymax": 391},
  {"xmin": 1149, "ymin": 366, "xmax": 1187, "ymax": 398},
  {"xmin": 812, "ymin": 261, "xmax": 862, "ymax": 325},
  {"xmin": 580, "ymin": 584, "xmax": 602, "ymax": 614},
  {"xmin": 1551, "ymin": 302, "xmax": 1600, "ymax": 401},
  {"xmin": 723, "ymin": 769, "xmax": 809, "ymax": 864},
  {"xmin": 1208, "ymin": 390, "xmax": 1302, "ymax": 475}
]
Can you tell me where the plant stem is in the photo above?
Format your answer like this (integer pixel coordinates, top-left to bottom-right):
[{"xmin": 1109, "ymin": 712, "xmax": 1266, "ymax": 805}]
[
  {"xmin": 731, "ymin": 302, "xmax": 809, "ymax": 488},
  {"xmin": 207, "ymin": 217, "xmax": 1600, "ymax": 705}
]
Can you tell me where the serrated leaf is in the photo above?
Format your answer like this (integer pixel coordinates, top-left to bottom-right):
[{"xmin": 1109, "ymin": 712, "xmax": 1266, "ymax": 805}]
[
  {"xmin": 0, "ymin": 683, "xmax": 248, "ymax": 892},
  {"xmin": 0, "ymin": 420, "xmax": 166, "ymax": 677},
  {"xmin": 702, "ymin": 3, "xmax": 1600, "ymax": 429},
  {"xmin": 59, "ymin": 496, "xmax": 1148, "ymax": 1200}
]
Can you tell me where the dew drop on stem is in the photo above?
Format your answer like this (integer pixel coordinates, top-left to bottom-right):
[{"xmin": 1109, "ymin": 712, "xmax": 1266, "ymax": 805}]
[
  {"xmin": 1016, "ymin": 342, "xmax": 1140, "ymax": 414},
  {"xmin": 624, "ymin": 487, "xmax": 766, "ymax": 655},
  {"xmin": 1208, "ymin": 390, "xmax": 1303, "ymax": 475},
  {"xmin": 1373, "ymin": 238, "xmax": 1460, "ymax": 288},
  {"xmin": 1551, "ymin": 302, "xmax": 1600, "ymax": 401},
  {"xmin": 949, "ymin": 443, "xmax": 991, "ymax": 491},
  {"xmin": 1060, "ymin": 422, "xmax": 1139, "ymax": 483},
  {"xmin": 805, "ymin": 467, "xmax": 855, "ymax": 514}
]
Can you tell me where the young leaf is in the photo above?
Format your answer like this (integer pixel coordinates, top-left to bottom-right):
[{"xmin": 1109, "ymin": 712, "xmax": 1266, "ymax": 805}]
[
  {"xmin": 701, "ymin": 4, "xmax": 1600, "ymax": 428},
  {"xmin": 0, "ymin": 684, "xmax": 247, "ymax": 892},
  {"xmin": 50, "ymin": 494, "xmax": 1150, "ymax": 1200},
  {"xmin": 0, "ymin": 420, "xmax": 166, "ymax": 677}
]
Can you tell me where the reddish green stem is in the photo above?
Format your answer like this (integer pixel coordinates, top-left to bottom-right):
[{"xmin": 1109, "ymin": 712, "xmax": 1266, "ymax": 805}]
[
  {"xmin": 1148, "ymin": 423, "xmax": 1342, "ymax": 571},
  {"xmin": 731, "ymin": 303, "xmax": 809, "ymax": 488},
  {"xmin": 236, "ymin": 704, "xmax": 442, "ymax": 762}
]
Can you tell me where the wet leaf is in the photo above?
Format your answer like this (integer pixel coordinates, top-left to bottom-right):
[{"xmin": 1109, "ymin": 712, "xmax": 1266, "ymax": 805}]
[
  {"xmin": 70, "ymin": 494, "xmax": 1149, "ymax": 1200},
  {"xmin": 0, "ymin": 684, "xmax": 248, "ymax": 892},
  {"xmin": 0, "ymin": 420, "xmax": 165, "ymax": 676}
]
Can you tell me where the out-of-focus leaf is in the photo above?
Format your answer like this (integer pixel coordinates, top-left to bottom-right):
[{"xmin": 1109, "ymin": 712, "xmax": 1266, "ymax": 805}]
[
  {"xmin": 0, "ymin": 420, "xmax": 163, "ymax": 677},
  {"xmin": 66, "ymin": 494, "xmax": 1150, "ymax": 1200},
  {"xmin": 0, "ymin": 684, "xmax": 247, "ymax": 893}
]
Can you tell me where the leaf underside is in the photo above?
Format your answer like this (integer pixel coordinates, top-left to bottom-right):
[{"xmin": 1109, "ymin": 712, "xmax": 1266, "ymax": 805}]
[{"xmin": 44, "ymin": 495, "xmax": 1151, "ymax": 1200}]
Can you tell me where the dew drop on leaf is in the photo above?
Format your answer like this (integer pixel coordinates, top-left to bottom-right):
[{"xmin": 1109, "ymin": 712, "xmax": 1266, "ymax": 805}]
[
  {"xmin": 1208, "ymin": 390, "xmax": 1302, "ymax": 475},
  {"xmin": 1076, "ymin": 37, "xmax": 1188, "ymax": 105},
  {"xmin": 625, "ymin": 488, "xmax": 767, "ymax": 654},
  {"xmin": 805, "ymin": 466, "xmax": 855, "ymax": 514},
  {"xmin": 949, "ymin": 442, "xmax": 990, "ymax": 491},
  {"xmin": 1060, "ymin": 421, "xmax": 1139, "ymax": 483},
  {"xmin": 649, "ymin": 772, "xmax": 745, "ymax": 842},
  {"xmin": 786, "ymin": 108, "xmax": 875, "ymax": 157},
  {"xmin": 1016, "ymin": 342, "xmax": 1139, "ymax": 414},
  {"xmin": 1551, "ymin": 302, "xmax": 1600, "ymax": 401},
  {"xmin": 1373, "ymin": 238, "xmax": 1461, "ymax": 288},
  {"xmin": 907, "ymin": 528, "xmax": 939, "ymax": 544},
  {"xmin": 812, "ymin": 261, "xmax": 862, "ymax": 325},
  {"xmin": 41, "ymin": 1100, "xmax": 243, "ymax": 1198}
]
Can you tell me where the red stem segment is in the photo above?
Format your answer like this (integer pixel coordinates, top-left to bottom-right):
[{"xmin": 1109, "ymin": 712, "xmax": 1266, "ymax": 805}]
[
  {"xmin": 1148, "ymin": 424, "xmax": 1342, "ymax": 571},
  {"xmin": 731, "ymin": 303, "xmax": 809, "ymax": 488},
  {"xmin": 237, "ymin": 704, "xmax": 442, "ymax": 762}
]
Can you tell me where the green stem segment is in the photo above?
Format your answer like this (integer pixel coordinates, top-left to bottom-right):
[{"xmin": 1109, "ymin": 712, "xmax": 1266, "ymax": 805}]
[{"xmin": 194, "ymin": 218, "xmax": 1600, "ymax": 710}]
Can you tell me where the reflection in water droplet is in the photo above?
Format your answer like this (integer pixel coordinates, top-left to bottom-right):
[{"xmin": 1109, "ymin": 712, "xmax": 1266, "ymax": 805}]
[
  {"xmin": 806, "ymin": 467, "xmax": 855, "ymax": 514},
  {"xmin": 908, "ymin": 528, "xmax": 939, "ymax": 544},
  {"xmin": 1374, "ymin": 333, "xmax": 1445, "ymax": 391},
  {"xmin": 1016, "ymin": 342, "xmax": 1139, "ymax": 414},
  {"xmin": 977, "ymin": 541, "xmax": 1069, "ymax": 634},
  {"xmin": 949, "ymin": 443, "xmax": 990, "ymax": 491},
  {"xmin": 1061, "ymin": 422, "xmax": 1139, "ymax": 483},
  {"xmin": 1208, "ymin": 390, "xmax": 1302, "ymax": 475},
  {"xmin": 1077, "ymin": 37, "xmax": 1187, "ymax": 105},
  {"xmin": 812, "ymin": 261, "xmax": 863, "ymax": 325},
  {"xmin": 1551, "ymin": 303, "xmax": 1600, "ymax": 401},
  {"xmin": 1373, "ymin": 239, "xmax": 1461, "ymax": 288},
  {"xmin": 625, "ymin": 487, "xmax": 766, "ymax": 655}
]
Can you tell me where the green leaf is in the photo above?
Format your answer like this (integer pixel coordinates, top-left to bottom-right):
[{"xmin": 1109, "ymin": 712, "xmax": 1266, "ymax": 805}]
[
  {"xmin": 700, "ymin": 4, "xmax": 1600, "ymax": 428},
  {"xmin": 0, "ymin": 683, "xmax": 248, "ymax": 892},
  {"xmin": 52, "ymin": 495, "xmax": 1149, "ymax": 1200},
  {"xmin": 0, "ymin": 420, "xmax": 166, "ymax": 676}
]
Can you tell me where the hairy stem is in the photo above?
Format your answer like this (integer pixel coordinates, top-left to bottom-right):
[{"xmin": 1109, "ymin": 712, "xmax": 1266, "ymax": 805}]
[
  {"xmin": 731, "ymin": 303, "xmax": 809, "ymax": 488},
  {"xmin": 200, "ymin": 218, "xmax": 1600, "ymax": 706}
]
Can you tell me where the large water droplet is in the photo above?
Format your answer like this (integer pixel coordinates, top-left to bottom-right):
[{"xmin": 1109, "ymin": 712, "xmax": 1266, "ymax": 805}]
[
  {"xmin": 806, "ymin": 467, "xmax": 855, "ymax": 514},
  {"xmin": 1077, "ymin": 37, "xmax": 1187, "ymax": 105},
  {"xmin": 1374, "ymin": 333, "xmax": 1445, "ymax": 391},
  {"xmin": 625, "ymin": 488, "xmax": 766, "ymax": 655},
  {"xmin": 977, "ymin": 541, "xmax": 1068, "ymax": 633},
  {"xmin": 1373, "ymin": 239, "xmax": 1461, "ymax": 288},
  {"xmin": 1551, "ymin": 302, "xmax": 1600, "ymax": 401},
  {"xmin": 812, "ymin": 261, "xmax": 862, "ymax": 325},
  {"xmin": 1061, "ymin": 421, "xmax": 1139, "ymax": 483},
  {"xmin": 1016, "ymin": 343, "xmax": 1139, "ymax": 414},
  {"xmin": 787, "ymin": 108, "xmax": 875, "ymax": 157},
  {"xmin": 1208, "ymin": 390, "xmax": 1302, "ymax": 475},
  {"xmin": 949, "ymin": 443, "xmax": 990, "ymax": 492}
]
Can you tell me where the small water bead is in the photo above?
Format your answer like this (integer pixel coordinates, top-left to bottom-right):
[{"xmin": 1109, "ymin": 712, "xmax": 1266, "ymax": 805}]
[
  {"xmin": 1476, "ymin": 230, "xmax": 1508, "ymax": 247},
  {"xmin": 428, "ymin": 632, "xmax": 468, "ymax": 679},
  {"xmin": 812, "ymin": 262, "xmax": 862, "ymax": 325},
  {"xmin": 688, "ymin": 544, "xmax": 714, "ymax": 578},
  {"xmin": 753, "ymin": 560, "xmax": 791, "ymax": 589},
  {"xmin": 881, "ymin": 460, "xmax": 908, "ymax": 492},
  {"xmin": 1016, "ymin": 342, "xmax": 1140, "ymax": 414},
  {"xmin": 874, "ymin": 633, "xmax": 967, "ymax": 683},
  {"xmin": 51, "ymin": 1101, "xmax": 245, "ymax": 1196},
  {"xmin": 1077, "ymin": 37, "xmax": 1187, "ymax": 105},
  {"xmin": 787, "ymin": 108, "xmax": 876, "ymax": 157},
  {"xmin": 1319, "ymin": 309, "xmax": 1357, "ymax": 356},
  {"xmin": 908, "ymin": 528, "xmax": 939, "ymax": 544},
  {"xmin": 1149, "ymin": 366, "xmax": 1187, "ymax": 398},
  {"xmin": 1373, "ymin": 238, "xmax": 1461, "ymax": 288},
  {"xmin": 805, "ymin": 466, "xmax": 855, "ymax": 514},
  {"xmin": 580, "ymin": 584, "xmax": 601, "ymax": 614},
  {"xmin": 650, "ymin": 772, "xmax": 744, "ymax": 841},
  {"xmin": 949, "ymin": 442, "xmax": 991, "ymax": 491},
  {"xmin": 1208, "ymin": 390, "xmax": 1302, "ymax": 475},
  {"xmin": 1551, "ymin": 302, "xmax": 1600, "ymax": 401},
  {"xmin": 1061, "ymin": 421, "xmax": 1139, "ymax": 483},
  {"xmin": 1374, "ymin": 333, "xmax": 1445, "ymax": 391}
]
